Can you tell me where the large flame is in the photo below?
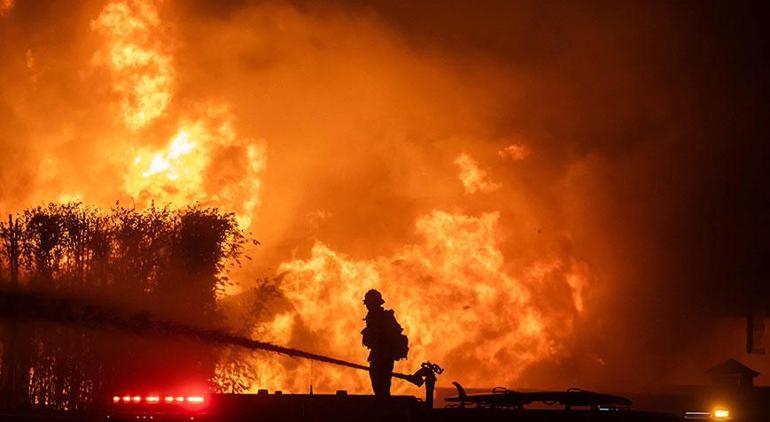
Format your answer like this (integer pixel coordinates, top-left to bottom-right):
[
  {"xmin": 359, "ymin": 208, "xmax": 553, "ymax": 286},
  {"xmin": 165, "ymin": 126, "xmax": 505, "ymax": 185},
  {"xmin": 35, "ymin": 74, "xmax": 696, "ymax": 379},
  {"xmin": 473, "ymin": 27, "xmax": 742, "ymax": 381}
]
[
  {"xmin": 91, "ymin": 0, "xmax": 172, "ymax": 130},
  {"xmin": 454, "ymin": 153, "xmax": 501, "ymax": 194},
  {"xmin": 92, "ymin": 0, "xmax": 266, "ymax": 228},
  {"xmin": 246, "ymin": 210, "xmax": 587, "ymax": 393},
  {"xmin": 123, "ymin": 107, "xmax": 267, "ymax": 228},
  {"xmin": 2, "ymin": 0, "xmax": 592, "ymax": 394}
]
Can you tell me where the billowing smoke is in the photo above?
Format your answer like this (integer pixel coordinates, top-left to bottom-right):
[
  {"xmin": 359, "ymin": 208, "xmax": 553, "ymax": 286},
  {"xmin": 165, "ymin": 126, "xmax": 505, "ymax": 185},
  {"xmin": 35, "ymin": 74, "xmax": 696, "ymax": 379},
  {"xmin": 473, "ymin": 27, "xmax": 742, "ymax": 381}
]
[{"xmin": 1, "ymin": 0, "xmax": 768, "ymax": 394}]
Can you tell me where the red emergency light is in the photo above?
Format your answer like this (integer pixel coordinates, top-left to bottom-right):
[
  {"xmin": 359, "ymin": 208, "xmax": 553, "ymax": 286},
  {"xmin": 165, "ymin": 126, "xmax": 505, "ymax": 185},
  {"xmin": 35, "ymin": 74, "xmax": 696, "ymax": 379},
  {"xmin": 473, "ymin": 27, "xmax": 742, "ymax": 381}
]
[{"xmin": 112, "ymin": 394, "xmax": 206, "ymax": 405}]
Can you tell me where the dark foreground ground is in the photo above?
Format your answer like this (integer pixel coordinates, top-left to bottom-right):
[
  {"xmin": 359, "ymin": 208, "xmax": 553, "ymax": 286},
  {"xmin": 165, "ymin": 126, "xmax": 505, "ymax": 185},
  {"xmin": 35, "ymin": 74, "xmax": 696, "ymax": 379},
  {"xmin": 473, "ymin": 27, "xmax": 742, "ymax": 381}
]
[
  {"xmin": 0, "ymin": 393, "xmax": 683, "ymax": 422},
  {"xmin": 2, "ymin": 389, "xmax": 769, "ymax": 422}
]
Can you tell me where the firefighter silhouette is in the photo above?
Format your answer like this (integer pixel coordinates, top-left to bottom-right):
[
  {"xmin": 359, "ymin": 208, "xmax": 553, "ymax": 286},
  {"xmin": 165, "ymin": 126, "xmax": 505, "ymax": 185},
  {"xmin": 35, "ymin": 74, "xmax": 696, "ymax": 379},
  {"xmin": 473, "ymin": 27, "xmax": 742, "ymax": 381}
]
[{"xmin": 361, "ymin": 289, "xmax": 408, "ymax": 397}]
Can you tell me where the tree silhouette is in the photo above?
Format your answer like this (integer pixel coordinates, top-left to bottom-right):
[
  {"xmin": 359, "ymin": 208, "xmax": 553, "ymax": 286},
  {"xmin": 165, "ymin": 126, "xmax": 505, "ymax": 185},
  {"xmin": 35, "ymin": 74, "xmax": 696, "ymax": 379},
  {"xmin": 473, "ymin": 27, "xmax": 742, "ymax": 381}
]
[{"xmin": 0, "ymin": 203, "xmax": 247, "ymax": 412}]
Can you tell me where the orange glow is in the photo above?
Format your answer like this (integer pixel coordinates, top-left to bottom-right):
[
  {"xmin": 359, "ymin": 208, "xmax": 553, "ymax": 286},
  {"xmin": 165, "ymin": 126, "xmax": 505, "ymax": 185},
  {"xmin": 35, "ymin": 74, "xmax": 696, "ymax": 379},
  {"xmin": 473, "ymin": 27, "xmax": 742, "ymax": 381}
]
[
  {"xmin": 0, "ymin": 0, "xmax": 14, "ymax": 16},
  {"xmin": 454, "ymin": 153, "xmax": 501, "ymax": 193},
  {"xmin": 123, "ymin": 113, "xmax": 267, "ymax": 229},
  {"xmin": 91, "ymin": 0, "xmax": 172, "ymax": 130},
  {"xmin": 713, "ymin": 408, "xmax": 730, "ymax": 419},
  {"xmin": 186, "ymin": 396, "xmax": 205, "ymax": 404},
  {"xmin": 243, "ymin": 210, "xmax": 588, "ymax": 393},
  {"xmin": 90, "ymin": 0, "xmax": 268, "ymax": 229},
  {"xmin": 5, "ymin": 0, "xmax": 593, "ymax": 396},
  {"xmin": 498, "ymin": 144, "xmax": 531, "ymax": 160}
]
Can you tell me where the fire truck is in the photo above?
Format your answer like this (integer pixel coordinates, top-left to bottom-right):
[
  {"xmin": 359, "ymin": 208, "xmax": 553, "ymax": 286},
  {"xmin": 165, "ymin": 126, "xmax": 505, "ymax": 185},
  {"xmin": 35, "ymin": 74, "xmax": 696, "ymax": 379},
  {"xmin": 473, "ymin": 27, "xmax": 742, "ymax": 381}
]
[
  {"xmin": 105, "ymin": 389, "xmax": 684, "ymax": 422},
  {"xmin": 106, "ymin": 363, "xmax": 683, "ymax": 422}
]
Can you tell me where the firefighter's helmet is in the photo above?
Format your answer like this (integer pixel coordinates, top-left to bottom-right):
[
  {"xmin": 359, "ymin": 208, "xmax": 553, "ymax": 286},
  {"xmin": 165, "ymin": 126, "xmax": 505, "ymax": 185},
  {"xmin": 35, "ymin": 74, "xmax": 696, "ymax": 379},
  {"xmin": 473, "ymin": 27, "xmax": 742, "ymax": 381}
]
[{"xmin": 364, "ymin": 289, "xmax": 385, "ymax": 305}]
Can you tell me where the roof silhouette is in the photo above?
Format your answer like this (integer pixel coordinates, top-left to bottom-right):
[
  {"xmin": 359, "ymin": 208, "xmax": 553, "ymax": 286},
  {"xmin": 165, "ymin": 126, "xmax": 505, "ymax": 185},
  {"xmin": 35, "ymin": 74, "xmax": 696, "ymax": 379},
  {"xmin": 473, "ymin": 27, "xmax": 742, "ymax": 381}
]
[{"xmin": 705, "ymin": 359, "xmax": 760, "ymax": 377}]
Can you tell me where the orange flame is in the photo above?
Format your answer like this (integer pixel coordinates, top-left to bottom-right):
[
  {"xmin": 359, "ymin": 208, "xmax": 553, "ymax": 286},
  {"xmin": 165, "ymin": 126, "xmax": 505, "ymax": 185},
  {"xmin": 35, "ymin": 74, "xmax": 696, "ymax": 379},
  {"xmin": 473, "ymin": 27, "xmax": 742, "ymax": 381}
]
[
  {"xmin": 498, "ymin": 144, "xmax": 531, "ymax": 161},
  {"xmin": 92, "ymin": 0, "xmax": 266, "ymax": 228},
  {"xmin": 9, "ymin": 0, "xmax": 593, "ymax": 394},
  {"xmin": 242, "ymin": 210, "xmax": 588, "ymax": 393},
  {"xmin": 124, "ymin": 107, "xmax": 267, "ymax": 228},
  {"xmin": 87, "ymin": 0, "xmax": 587, "ymax": 393},
  {"xmin": 455, "ymin": 153, "xmax": 501, "ymax": 194},
  {"xmin": 92, "ymin": 0, "xmax": 173, "ymax": 130}
]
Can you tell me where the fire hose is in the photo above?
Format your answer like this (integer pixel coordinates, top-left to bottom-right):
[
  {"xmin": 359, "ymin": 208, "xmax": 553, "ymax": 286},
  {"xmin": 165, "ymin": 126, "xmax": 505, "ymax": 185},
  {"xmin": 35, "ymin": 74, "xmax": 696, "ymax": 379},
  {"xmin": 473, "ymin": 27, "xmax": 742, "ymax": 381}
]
[{"xmin": 0, "ymin": 288, "xmax": 443, "ymax": 405}]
